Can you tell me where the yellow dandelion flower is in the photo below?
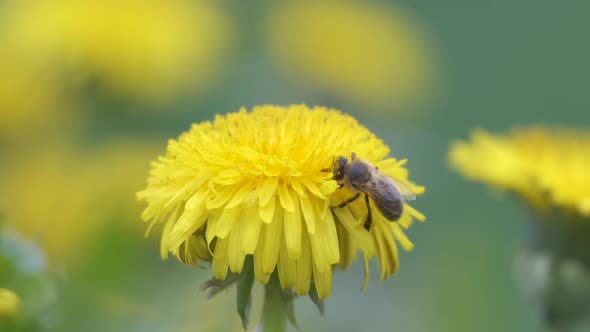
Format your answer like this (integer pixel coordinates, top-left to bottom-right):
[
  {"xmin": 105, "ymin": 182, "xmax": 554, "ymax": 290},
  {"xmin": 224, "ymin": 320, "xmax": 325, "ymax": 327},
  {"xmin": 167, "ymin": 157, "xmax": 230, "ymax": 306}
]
[
  {"xmin": 1, "ymin": 0, "xmax": 233, "ymax": 103},
  {"xmin": 265, "ymin": 2, "xmax": 434, "ymax": 109},
  {"xmin": 0, "ymin": 52, "xmax": 70, "ymax": 139},
  {"xmin": 0, "ymin": 289, "xmax": 20, "ymax": 319},
  {"xmin": 137, "ymin": 105, "xmax": 425, "ymax": 304},
  {"xmin": 0, "ymin": 141, "xmax": 160, "ymax": 263},
  {"xmin": 453, "ymin": 128, "xmax": 590, "ymax": 330},
  {"xmin": 450, "ymin": 127, "xmax": 590, "ymax": 216}
]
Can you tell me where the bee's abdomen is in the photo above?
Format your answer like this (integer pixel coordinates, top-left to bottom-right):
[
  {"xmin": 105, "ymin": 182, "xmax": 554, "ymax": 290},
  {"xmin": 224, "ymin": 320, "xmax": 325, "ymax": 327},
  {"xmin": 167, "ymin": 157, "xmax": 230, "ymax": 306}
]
[{"xmin": 376, "ymin": 199, "xmax": 403, "ymax": 221}]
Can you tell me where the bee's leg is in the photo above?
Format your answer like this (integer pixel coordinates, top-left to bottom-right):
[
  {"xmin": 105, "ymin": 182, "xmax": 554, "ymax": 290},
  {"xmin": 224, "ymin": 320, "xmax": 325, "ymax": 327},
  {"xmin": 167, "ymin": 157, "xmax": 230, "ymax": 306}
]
[
  {"xmin": 363, "ymin": 194, "xmax": 372, "ymax": 231},
  {"xmin": 334, "ymin": 193, "xmax": 361, "ymax": 208}
]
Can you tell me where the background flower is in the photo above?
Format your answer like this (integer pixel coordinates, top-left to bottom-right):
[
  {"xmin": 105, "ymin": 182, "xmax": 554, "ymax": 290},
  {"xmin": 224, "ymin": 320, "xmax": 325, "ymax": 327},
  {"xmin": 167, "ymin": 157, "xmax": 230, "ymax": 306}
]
[
  {"xmin": 0, "ymin": 141, "xmax": 160, "ymax": 264},
  {"xmin": 450, "ymin": 127, "xmax": 590, "ymax": 331},
  {"xmin": 0, "ymin": 51, "xmax": 72, "ymax": 140},
  {"xmin": 0, "ymin": 0, "xmax": 234, "ymax": 104},
  {"xmin": 450, "ymin": 127, "xmax": 590, "ymax": 216},
  {"xmin": 265, "ymin": 1, "xmax": 434, "ymax": 110}
]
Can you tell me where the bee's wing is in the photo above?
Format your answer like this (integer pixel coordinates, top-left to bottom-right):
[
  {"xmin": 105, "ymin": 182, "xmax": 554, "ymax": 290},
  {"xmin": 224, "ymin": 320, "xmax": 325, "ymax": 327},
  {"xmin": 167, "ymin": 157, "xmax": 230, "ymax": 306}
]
[{"xmin": 388, "ymin": 177, "xmax": 416, "ymax": 202}]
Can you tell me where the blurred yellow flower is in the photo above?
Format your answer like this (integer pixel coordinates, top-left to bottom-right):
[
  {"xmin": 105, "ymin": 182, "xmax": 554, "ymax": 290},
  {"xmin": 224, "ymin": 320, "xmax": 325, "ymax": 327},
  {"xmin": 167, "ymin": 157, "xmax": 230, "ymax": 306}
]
[
  {"xmin": 265, "ymin": 1, "xmax": 433, "ymax": 109},
  {"xmin": 0, "ymin": 141, "xmax": 161, "ymax": 264},
  {"xmin": 138, "ymin": 105, "xmax": 425, "ymax": 299},
  {"xmin": 450, "ymin": 127, "xmax": 590, "ymax": 216},
  {"xmin": 0, "ymin": 289, "xmax": 20, "ymax": 319},
  {"xmin": 1, "ymin": 0, "xmax": 233, "ymax": 103},
  {"xmin": 0, "ymin": 52, "xmax": 68, "ymax": 139}
]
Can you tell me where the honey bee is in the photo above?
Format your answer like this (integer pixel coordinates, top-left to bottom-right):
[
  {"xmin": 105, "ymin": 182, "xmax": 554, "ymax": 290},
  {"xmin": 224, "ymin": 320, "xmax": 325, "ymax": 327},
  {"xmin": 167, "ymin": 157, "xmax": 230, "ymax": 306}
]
[{"xmin": 327, "ymin": 152, "xmax": 416, "ymax": 231}]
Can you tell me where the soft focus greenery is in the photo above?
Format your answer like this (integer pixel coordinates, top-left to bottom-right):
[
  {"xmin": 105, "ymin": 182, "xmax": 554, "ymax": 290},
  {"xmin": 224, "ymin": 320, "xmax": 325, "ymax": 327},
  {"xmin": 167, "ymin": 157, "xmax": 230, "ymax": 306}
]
[{"xmin": 0, "ymin": 1, "xmax": 588, "ymax": 331}]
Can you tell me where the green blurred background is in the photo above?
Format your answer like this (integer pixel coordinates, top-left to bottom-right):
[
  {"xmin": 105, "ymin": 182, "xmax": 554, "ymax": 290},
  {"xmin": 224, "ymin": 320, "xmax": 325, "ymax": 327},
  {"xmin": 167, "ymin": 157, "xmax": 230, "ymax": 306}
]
[{"xmin": 0, "ymin": 1, "xmax": 588, "ymax": 331}]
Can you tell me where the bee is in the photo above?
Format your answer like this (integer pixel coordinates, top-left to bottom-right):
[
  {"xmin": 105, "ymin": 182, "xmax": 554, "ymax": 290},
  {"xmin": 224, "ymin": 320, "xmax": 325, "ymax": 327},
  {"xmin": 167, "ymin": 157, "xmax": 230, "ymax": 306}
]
[{"xmin": 327, "ymin": 152, "xmax": 416, "ymax": 231}]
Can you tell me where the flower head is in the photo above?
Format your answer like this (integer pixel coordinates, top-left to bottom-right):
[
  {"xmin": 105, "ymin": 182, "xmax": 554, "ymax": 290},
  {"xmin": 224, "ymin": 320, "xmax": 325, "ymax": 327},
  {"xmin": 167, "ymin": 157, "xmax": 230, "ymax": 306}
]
[
  {"xmin": 0, "ymin": 141, "xmax": 159, "ymax": 263},
  {"xmin": 265, "ymin": 2, "xmax": 433, "ymax": 109},
  {"xmin": 1, "ymin": 0, "xmax": 233, "ymax": 103},
  {"xmin": 138, "ymin": 105, "xmax": 425, "ymax": 300},
  {"xmin": 0, "ymin": 52, "xmax": 68, "ymax": 139},
  {"xmin": 0, "ymin": 289, "xmax": 20, "ymax": 319},
  {"xmin": 450, "ymin": 127, "xmax": 590, "ymax": 216}
]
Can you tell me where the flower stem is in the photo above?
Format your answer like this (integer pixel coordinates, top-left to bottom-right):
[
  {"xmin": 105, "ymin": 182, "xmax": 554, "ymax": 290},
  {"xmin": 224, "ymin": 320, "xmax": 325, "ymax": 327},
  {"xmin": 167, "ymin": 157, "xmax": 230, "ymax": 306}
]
[{"xmin": 261, "ymin": 274, "xmax": 287, "ymax": 332}]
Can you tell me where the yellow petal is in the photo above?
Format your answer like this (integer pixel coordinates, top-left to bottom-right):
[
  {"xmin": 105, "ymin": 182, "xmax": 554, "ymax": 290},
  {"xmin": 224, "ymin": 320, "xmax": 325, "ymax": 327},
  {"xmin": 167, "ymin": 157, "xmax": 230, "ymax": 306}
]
[
  {"xmin": 290, "ymin": 179, "xmax": 307, "ymax": 197},
  {"xmin": 319, "ymin": 180, "xmax": 338, "ymax": 196},
  {"xmin": 277, "ymin": 182, "xmax": 295, "ymax": 212},
  {"xmin": 313, "ymin": 264, "xmax": 332, "ymax": 300},
  {"xmin": 185, "ymin": 189, "xmax": 210, "ymax": 210},
  {"xmin": 283, "ymin": 190, "xmax": 302, "ymax": 259},
  {"xmin": 300, "ymin": 176, "xmax": 326, "ymax": 199},
  {"xmin": 391, "ymin": 223, "xmax": 414, "ymax": 251},
  {"xmin": 259, "ymin": 177, "xmax": 277, "ymax": 206},
  {"xmin": 241, "ymin": 206, "xmax": 262, "ymax": 254},
  {"xmin": 160, "ymin": 217, "xmax": 175, "ymax": 259},
  {"xmin": 309, "ymin": 209, "xmax": 339, "ymax": 273},
  {"xmin": 299, "ymin": 194, "xmax": 316, "ymax": 235},
  {"xmin": 362, "ymin": 254, "xmax": 370, "ymax": 291},
  {"xmin": 405, "ymin": 204, "xmax": 426, "ymax": 222},
  {"xmin": 259, "ymin": 196, "xmax": 276, "ymax": 224},
  {"xmin": 212, "ymin": 238, "xmax": 229, "ymax": 280},
  {"xmin": 295, "ymin": 229, "xmax": 312, "ymax": 295},
  {"xmin": 206, "ymin": 185, "xmax": 237, "ymax": 210},
  {"xmin": 213, "ymin": 168, "xmax": 241, "ymax": 186},
  {"xmin": 228, "ymin": 219, "xmax": 246, "ymax": 273},
  {"xmin": 205, "ymin": 213, "xmax": 220, "ymax": 248},
  {"xmin": 261, "ymin": 208, "xmax": 283, "ymax": 274},
  {"xmin": 384, "ymin": 231, "xmax": 400, "ymax": 278},
  {"xmin": 254, "ymin": 233, "xmax": 272, "ymax": 285},
  {"xmin": 164, "ymin": 178, "xmax": 199, "ymax": 208},
  {"xmin": 214, "ymin": 206, "xmax": 241, "ymax": 239},
  {"xmin": 225, "ymin": 181, "xmax": 257, "ymax": 209},
  {"xmin": 322, "ymin": 209, "xmax": 340, "ymax": 265},
  {"xmin": 373, "ymin": 220, "xmax": 399, "ymax": 280},
  {"xmin": 335, "ymin": 221, "xmax": 355, "ymax": 269},
  {"xmin": 332, "ymin": 207, "xmax": 375, "ymax": 256},
  {"xmin": 278, "ymin": 242, "xmax": 296, "ymax": 289},
  {"xmin": 168, "ymin": 207, "xmax": 208, "ymax": 250},
  {"xmin": 161, "ymin": 205, "xmax": 183, "ymax": 254}
]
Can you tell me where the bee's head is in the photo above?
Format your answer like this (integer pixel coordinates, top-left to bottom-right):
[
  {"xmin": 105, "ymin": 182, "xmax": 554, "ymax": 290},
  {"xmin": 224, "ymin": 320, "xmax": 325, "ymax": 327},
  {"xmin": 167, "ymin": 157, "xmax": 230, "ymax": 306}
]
[{"xmin": 331, "ymin": 156, "xmax": 348, "ymax": 180}]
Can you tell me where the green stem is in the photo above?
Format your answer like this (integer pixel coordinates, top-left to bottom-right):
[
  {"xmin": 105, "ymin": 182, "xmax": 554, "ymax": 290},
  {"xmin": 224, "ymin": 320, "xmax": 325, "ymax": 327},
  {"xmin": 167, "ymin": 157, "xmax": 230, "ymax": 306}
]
[{"xmin": 261, "ymin": 275, "xmax": 287, "ymax": 332}]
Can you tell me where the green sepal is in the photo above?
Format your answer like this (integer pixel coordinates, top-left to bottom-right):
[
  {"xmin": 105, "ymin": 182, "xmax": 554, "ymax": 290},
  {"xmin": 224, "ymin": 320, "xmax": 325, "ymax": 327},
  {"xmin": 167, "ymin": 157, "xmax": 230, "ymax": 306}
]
[
  {"xmin": 236, "ymin": 257, "xmax": 255, "ymax": 330},
  {"xmin": 200, "ymin": 273, "xmax": 240, "ymax": 299},
  {"xmin": 308, "ymin": 283, "xmax": 325, "ymax": 316}
]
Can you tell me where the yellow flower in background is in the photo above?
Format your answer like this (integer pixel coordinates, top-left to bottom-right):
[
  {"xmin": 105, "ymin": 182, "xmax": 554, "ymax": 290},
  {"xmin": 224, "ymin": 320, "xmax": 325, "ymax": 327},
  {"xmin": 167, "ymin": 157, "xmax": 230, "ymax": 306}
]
[
  {"xmin": 138, "ymin": 105, "xmax": 425, "ymax": 300},
  {"xmin": 0, "ymin": 289, "xmax": 20, "ymax": 319},
  {"xmin": 265, "ymin": 1, "xmax": 434, "ymax": 109},
  {"xmin": 0, "ymin": 52, "xmax": 69, "ymax": 138},
  {"xmin": 0, "ymin": 0, "xmax": 233, "ymax": 103},
  {"xmin": 449, "ymin": 129, "xmax": 536, "ymax": 197},
  {"xmin": 450, "ymin": 127, "xmax": 590, "ymax": 216},
  {"xmin": 0, "ymin": 141, "xmax": 161, "ymax": 264}
]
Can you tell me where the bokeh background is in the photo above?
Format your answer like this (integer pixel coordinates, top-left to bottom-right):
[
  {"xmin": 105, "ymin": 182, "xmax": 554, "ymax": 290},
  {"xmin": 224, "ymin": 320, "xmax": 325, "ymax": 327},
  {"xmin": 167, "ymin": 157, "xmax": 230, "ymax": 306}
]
[{"xmin": 0, "ymin": 1, "xmax": 588, "ymax": 331}]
